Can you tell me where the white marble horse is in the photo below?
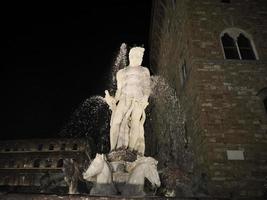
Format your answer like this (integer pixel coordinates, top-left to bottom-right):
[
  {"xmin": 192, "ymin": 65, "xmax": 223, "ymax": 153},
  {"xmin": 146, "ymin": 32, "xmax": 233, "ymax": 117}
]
[
  {"xmin": 83, "ymin": 153, "xmax": 117, "ymax": 195},
  {"xmin": 122, "ymin": 156, "xmax": 161, "ymax": 196}
]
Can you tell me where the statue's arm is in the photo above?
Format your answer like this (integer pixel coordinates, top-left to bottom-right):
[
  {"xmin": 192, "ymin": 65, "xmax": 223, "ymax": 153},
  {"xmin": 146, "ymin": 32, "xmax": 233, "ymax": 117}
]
[
  {"xmin": 142, "ymin": 67, "xmax": 151, "ymax": 103},
  {"xmin": 104, "ymin": 90, "xmax": 116, "ymax": 111}
]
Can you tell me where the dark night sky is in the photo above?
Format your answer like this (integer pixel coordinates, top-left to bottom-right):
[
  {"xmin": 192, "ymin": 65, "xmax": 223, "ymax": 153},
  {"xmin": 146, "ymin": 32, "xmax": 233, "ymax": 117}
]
[{"xmin": 1, "ymin": 1, "xmax": 152, "ymax": 140}]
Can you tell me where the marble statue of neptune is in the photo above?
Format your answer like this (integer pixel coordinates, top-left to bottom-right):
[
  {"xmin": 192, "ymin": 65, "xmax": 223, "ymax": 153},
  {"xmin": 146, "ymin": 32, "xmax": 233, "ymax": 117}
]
[{"xmin": 105, "ymin": 47, "xmax": 150, "ymax": 155}]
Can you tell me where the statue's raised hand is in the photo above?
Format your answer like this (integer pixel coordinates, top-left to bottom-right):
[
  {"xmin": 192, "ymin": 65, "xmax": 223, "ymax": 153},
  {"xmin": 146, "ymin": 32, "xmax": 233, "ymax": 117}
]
[{"xmin": 104, "ymin": 90, "xmax": 116, "ymax": 111}]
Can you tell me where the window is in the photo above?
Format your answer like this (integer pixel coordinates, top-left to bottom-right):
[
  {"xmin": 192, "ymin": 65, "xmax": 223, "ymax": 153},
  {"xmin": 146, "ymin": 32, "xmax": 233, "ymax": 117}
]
[
  {"xmin": 257, "ymin": 87, "xmax": 267, "ymax": 115},
  {"xmin": 3, "ymin": 176, "xmax": 9, "ymax": 185},
  {"xmin": 20, "ymin": 175, "xmax": 26, "ymax": 185},
  {"xmin": 180, "ymin": 60, "xmax": 188, "ymax": 87},
  {"xmin": 184, "ymin": 122, "xmax": 189, "ymax": 149},
  {"xmin": 221, "ymin": 33, "xmax": 239, "ymax": 59},
  {"xmin": 72, "ymin": 144, "xmax": 78, "ymax": 150},
  {"xmin": 8, "ymin": 160, "xmax": 15, "ymax": 168},
  {"xmin": 45, "ymin": 159, "xmax": 52, "ymax": 168},
  {"xmin": 60, "ymin": 143, "xmax": 66, "ymax": 151},
  {"xmin": 182, "ymin": 61, "xmax": 187, "ymax": 82},
  {"xmin": 37, "ymin": 144, "xmax": 43, "ymax": 151},
  {"xmin": 237, "ymin": 34, "xmax": 256, "ymax": 60},
  {"xmin": 221, "ymin": 28, "xmax": 257, "ymax": 60},
  {"xmin": 264, "ymin": 98, "xmax": 267, "ymax": 114},
  {"xmin": 33, "ymin": 159, "xmax": 41, "ymax": 168},
  {"xmin": 49, "ymin": 144, "xmax": 54, "ymax": 151},
  {"xmin": 57, "ymin": 159, "xmax": 63, "ymax": 168}
]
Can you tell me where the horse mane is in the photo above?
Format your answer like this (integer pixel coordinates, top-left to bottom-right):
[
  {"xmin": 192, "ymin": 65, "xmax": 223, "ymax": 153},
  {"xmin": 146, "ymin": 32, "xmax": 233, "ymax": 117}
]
[{"xmin": 127, "ymin": 156, "xmax": 157, "ymax": 172}]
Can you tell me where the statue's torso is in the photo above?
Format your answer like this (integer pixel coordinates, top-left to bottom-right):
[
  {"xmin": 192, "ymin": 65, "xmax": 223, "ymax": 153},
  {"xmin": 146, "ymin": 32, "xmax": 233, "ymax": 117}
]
[{"xmin": 120, "ymin": 66, "xmax": 147, "ymax": 99}]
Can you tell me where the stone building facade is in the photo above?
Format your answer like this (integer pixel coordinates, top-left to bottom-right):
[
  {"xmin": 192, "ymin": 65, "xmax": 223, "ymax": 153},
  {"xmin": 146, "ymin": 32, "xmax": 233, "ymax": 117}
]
[
  {"xmin": 149, "ymin": 0, "xmax": 267, "ymax": 198},
  {"xmin": 0, "ymin": 138, "xmax": 87, "ymax": 193}
]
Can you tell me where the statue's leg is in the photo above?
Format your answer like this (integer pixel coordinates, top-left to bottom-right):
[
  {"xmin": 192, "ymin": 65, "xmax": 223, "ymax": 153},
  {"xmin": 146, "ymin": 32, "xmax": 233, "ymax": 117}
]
[
  {"xmin": 136, "ymin": 110, "xmax": 146, "ymax": 155},
  {"xmin": 110, "ymin": 99, "xmax": 130, "ymax": 151},
  {"xmin": 116, "ymin": 117, "xmax": 128, "ymax": 149},
  {"xmin": 117, "ymin": 100, "xmax": 134, "ymax": 148},
  {"xmin": 128, "ymin": 103, "xmax": 143, "ymax": 152}
]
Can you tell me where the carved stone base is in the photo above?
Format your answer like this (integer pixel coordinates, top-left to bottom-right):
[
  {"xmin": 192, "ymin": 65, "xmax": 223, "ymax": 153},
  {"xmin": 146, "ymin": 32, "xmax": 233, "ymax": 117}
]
[
  {"xmin": 109, "ymin": 161, "xmax": 129, "ymax": 194},
  {"xmin": 107, "ymin": 149, "xmax": 137, "ymax": 162},
  {"xmin": 84, "ymin": 151, "xmax": 160, "ymax": 197},
  {"xmin": 90, "ymin": 183, "xmax": 117, "ymax": 196},
  {"xmin": 121, "ymin": 184, "xmax": 145, "ymax": 196},
  {"xmin": 108, "ymin": 150, "xmax": 160, "ymax": 197}
]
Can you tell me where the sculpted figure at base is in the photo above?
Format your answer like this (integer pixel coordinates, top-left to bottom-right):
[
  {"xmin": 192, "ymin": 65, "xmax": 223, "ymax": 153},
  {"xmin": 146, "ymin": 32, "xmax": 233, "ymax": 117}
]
[
  {"xmin": 63, "ymin": 158, "xmax": 82, "ymax": 194},
  {"xmin": 105, "ymin": 46, "xmax": 151, "ymax": 155},
  {"xmin": 83, "ymin": 154, "xmax": 117, "ymax": 195}
]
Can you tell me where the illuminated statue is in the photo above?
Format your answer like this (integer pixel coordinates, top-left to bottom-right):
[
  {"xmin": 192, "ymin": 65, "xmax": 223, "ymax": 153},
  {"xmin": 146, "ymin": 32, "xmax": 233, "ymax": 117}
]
[
  {"xmin": 105, "ymin": 47, "xmax": 150, "ymax": 155},
  {"xmin": 83, "ymin": 46, "xmax": 160, "ymax": 197}
]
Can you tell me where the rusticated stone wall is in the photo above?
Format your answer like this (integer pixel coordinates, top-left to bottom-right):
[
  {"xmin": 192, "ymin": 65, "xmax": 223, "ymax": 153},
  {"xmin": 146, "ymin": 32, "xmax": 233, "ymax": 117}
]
[
  {"xmin": 0, "ymin": 138, "xmax": 88, "ymax": 193},
  {"xmin": 150, "ymin": 0, "xmax": 267, "ymax": 198}
]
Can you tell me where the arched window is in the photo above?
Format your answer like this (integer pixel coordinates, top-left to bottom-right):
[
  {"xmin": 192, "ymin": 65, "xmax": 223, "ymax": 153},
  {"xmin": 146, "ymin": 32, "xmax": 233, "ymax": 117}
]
[
  {"xmin": 33, "ymin": 159, "xmax": 41, "ymax": 168},
  {"xmin": 37, "ymin": 144, "xmax": 43, "ymax": 151},
  {"xmin": 5, "ymin": 147, "xmax": 10, "ymax": 152},
  {"xmin": 237, "ymin": 34, "xmax": 256, "ymax": 60},
  {"xmin": 264, "ymin": 98, "xmax": 267, "ymax": 114},
  {"xmin": 57, "ymin": 159, "xmax": 63, "ymax": 168},
  {"xmin": 221, "ymin": 28, "xmax": 258, "ymax": 60},
  {"xmin": 49, "ymin": 144, "xmax": 54, "ymax": 151},
  {"xmin": 45, "ymin": 159, "xmax": 52, "ymax": 168},
  {"xmin": 60, "ymin": 143, "xmax": 66, "ymax": 151},
  {"xmin": 8, "ymin": 160, "xmax": 15, "ymax": 168},
  {"xmin": 221, "ymin": 33, "xmax": 239, "ymax": 59},
  {"xmin": 3, "ymin": 176, "xmax": 9, "ymax": 185},
  {"xmin": 72, "ymin": 144, "xmax": 78, "ymax": 150},
  {"xmin": 180, "ymin": 60, "xmax": 188, "ymax": 87},
  {"xmin": 257, "ymin": 87, "xmax": 267, "ymax": 115}
]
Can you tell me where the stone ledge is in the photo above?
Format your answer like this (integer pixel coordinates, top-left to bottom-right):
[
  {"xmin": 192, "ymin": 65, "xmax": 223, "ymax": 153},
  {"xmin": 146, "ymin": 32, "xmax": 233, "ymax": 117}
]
[{"xmin": 0, "ymin": 193, "xmax": 235, "ymax": 200}]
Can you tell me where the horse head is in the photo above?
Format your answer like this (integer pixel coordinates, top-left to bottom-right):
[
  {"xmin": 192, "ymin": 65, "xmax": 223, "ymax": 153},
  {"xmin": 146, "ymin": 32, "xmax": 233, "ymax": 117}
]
[
  {"xmin": 129, "ymin": 156, "xmax": 160, "ymax": 188},
  {"xmin": 83, "ymin": 153, "xmax": 117, "ymax": 196},
  {"xmin": 83, "ymin": 153, "xmax": 105, "ymax": 181},
  {"xmin": 143, "ymin": 157, "xmax": 161, "ymax": 188}
]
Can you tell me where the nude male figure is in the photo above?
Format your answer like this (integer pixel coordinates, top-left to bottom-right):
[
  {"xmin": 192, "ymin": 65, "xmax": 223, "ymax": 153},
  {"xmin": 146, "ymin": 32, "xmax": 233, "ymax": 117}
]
[{"xmin": 105, "ymin": 47, "xmax": 150, "ymax": 155}]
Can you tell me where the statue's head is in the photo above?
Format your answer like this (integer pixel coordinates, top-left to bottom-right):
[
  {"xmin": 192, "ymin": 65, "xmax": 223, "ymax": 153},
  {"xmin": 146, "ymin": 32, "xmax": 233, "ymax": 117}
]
[{"xmin": 129, "ymin": 47, "xmax": 145, "ymax": 67}]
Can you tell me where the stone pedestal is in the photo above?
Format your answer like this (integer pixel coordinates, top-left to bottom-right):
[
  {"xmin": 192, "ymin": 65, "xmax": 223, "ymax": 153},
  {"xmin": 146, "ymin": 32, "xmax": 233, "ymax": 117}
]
[
  {"xmin": 107, "ymin": 150, "xmax": 160, "ymax": 196},
  {"xmin": 110, "ymin": 161, "xmax": 129, "ymax": 194},
  {"xmin": 83, "ymin": 150, "xmax": 160, "ymax": 196},
  {"xmin": 108, "ymin": 150, "xmax": 134, "ymax": 194}
]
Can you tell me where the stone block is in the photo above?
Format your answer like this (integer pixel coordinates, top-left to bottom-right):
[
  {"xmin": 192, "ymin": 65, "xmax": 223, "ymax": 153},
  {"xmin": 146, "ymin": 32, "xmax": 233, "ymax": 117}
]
[{"xmin": 226, "ymin": 150, "xmax": 245, "ymax": 160}]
